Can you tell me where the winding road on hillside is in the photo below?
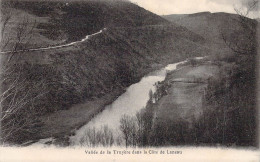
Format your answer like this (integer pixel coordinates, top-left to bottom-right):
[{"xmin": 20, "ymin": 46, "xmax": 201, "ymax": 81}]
[{"xmin": 0, "ymin": 28, "xmax": 106, "ymax": 54}]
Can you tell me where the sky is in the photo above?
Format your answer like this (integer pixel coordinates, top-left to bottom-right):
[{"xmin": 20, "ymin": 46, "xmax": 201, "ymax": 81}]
[{"xmin": 130, "ymin": 0, "xmax": 260, "ymax": 18}]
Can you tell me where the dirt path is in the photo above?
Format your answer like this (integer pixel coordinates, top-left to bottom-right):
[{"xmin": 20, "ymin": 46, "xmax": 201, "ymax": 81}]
[{"xmin": 0, "ymin": 29, "xmax": 105, "ymax": 54}]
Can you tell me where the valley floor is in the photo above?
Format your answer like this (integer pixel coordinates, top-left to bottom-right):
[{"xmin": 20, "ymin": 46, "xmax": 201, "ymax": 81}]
[{"xmin": 155, "ymin": 64, "xmax": 220, "ymax": 125}]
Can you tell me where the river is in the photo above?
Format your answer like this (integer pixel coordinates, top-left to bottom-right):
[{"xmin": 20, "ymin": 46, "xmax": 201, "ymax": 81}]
[{"xmin": 69, "ymin": 59, "xmax": 189, "ymax": 146}]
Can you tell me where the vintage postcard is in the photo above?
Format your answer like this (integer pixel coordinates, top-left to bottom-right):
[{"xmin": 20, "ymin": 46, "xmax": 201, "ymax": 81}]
[{"xmin": 0, "ymin": 0, "xmax": 259, "ymax": 161}]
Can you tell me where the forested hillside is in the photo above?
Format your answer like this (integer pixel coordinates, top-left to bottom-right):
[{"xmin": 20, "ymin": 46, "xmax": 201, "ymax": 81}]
[{"xmin": 0, "ymin": 0, "xmax": 208, "ymax": 144}]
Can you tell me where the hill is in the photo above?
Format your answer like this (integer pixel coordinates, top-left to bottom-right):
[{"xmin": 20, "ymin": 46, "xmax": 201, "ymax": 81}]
[
  {"xmin": 163, "ymin": 12, "xmax": 258, "ymax": 57},
  {"xmin": 163, "ymin": 12, "xmax": 240, "ymax": 40},
  {"xmin": 6, "ymin": 0, "xmax": 169, "ymax": 44}
]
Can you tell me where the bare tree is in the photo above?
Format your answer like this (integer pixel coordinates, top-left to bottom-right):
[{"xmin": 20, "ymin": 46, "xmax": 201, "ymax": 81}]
[
  {"xmin": 222, "ymin": 0, "xmax": 259, "ymax": 55},
  {"xmin": 120, "ymin": 114, "xmax": 138, "ymax": 147},
  {"xmin": 135, "ymin": 111, "xmax": 145, "ymax": 146},
  {"xmin": 79, "ymin": 126, "xmax": 114, "ymax": 147},
  {"xmin": 0, "ymin": 65, "xmax": 47, "ymax": 143},
  {"xmin": 0, "ymin": 2, "xmax": 45, "ymax": 144}
]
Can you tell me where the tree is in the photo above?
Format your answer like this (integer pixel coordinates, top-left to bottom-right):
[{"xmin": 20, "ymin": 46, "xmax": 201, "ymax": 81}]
[
  {"xmin": 222, "ymin": 0, "xmax": 258, "ymax": 55},
  {"xmin": 0, "ymin": 1, "xmax": 45, "ymax": 144},
  {"xmin": 79, "ymin": 126, "xmax": 114, "ymax": 147},
  {"xmin": 120, "ymin": 114, "xmax": 138, "ymax": 147},
  {"xmin": 135, "ymin": 111, "xmax": 145, "ymax": 146}
]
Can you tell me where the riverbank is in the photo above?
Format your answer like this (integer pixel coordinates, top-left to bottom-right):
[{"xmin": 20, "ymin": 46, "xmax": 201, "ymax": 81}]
[{"xmin": 37, "ymin": 87, "xmax": 125, "ymax": 146}]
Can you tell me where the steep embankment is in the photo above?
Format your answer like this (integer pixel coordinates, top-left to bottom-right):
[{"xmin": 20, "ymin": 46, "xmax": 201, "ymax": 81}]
[{"xmin": 1, "ymin": 0, "xmax": 209, "ymax": 144}]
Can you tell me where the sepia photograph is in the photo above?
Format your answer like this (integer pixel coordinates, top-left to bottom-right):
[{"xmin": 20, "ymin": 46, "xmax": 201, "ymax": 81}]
[{"xmin": 0, "ymin": 0, "xmax": 259, "ymax": 161}]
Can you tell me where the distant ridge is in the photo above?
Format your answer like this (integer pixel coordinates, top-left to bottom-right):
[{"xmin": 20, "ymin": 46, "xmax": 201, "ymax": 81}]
[{"xmin": 163, "ymin": 12, "xmax": 257, "ymax": 56}]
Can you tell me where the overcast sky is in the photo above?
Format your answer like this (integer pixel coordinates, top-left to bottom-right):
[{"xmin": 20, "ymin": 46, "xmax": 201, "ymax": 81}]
[{"xmin": 130, "ymin": 0, "xmax": 260, "ymax": 18}]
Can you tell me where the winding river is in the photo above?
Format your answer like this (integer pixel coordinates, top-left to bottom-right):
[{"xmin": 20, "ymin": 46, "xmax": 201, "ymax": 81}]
[{"xmin": 69, "ymin": 59, "xmax": 189, "ymax": 146}]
